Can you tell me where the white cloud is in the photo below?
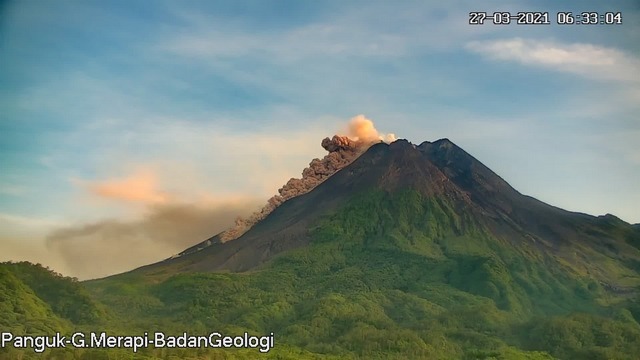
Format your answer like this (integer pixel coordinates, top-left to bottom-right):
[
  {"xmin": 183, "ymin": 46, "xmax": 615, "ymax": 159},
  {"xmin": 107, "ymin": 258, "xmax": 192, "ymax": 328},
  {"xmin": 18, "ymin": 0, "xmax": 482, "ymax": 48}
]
[{"xmin": 466, "ymin": 38, "xmax": 640, "ymax": 83}]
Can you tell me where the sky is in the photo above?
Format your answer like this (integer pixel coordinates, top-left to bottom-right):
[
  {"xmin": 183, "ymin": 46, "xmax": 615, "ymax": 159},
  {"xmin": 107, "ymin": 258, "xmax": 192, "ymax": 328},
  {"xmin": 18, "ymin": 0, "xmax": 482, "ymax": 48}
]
[{"xmin": 1, "ymin": 0, "xmax": 639, "ymax": 279}]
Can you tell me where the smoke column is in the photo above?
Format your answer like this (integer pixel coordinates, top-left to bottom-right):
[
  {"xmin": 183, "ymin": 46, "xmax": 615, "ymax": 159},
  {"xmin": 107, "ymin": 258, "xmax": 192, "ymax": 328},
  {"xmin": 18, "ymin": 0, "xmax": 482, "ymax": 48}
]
[{"xmin": 220, "ymin": 115, "xmax": 396, "ymax": 241}]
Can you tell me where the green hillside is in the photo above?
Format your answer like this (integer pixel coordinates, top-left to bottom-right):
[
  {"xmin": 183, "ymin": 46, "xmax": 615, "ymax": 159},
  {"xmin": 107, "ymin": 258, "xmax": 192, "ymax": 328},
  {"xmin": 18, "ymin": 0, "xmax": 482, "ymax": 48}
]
[
  {"xmin": 3, "ymin": 189, "xmax": 639, "ymax": 359},
  {"xmin": 0, "ymin": 264, "xmax": 68, "ymax": 334},
  {"xmin": 4, "ymin": 262, "xmax": 106, "ymax": 325}
]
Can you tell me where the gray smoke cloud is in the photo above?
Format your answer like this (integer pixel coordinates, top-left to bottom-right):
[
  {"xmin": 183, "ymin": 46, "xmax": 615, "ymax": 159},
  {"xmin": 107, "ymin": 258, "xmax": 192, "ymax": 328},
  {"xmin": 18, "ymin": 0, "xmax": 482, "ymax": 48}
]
[
  {"xmin": 220, "ymin": 115, "xmax": 396, "ymax": 241},
  {"xmin": 45, "ymin": 200, "xmax": 261, "ymax": 279}
]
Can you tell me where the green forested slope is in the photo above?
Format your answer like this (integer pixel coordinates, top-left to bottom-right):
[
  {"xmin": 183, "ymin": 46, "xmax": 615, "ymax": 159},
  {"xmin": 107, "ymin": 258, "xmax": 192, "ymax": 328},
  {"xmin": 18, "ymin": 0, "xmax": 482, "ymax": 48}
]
[
  {"xmin": 5, "ymin": 262, "xmax": 105, "ymax": 325},
  {"xmin": 0, "ymin": 265, "xmax": 68, "ymax": 334}
]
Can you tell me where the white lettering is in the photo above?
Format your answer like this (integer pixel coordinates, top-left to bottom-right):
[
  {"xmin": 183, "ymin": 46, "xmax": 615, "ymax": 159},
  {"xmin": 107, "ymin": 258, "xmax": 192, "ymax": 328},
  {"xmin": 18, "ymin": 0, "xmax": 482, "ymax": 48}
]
[
  {"xmin": 91, "ymin": 332, "xmax": 106, "ymax": 347},
  {"xmin": 1, "ymin": 333, "xmax": 12, "ymax": 347},
  {"xmin": 71, "ymin": 333, "xmax": 85, "ymax": 348},
  {"xmin": 0, "ymin": 331, "xmax": 274, "ymax": 353},
  {"xmin": 154, "ymin": 332, "xmax": 165, "ymax": 347}
]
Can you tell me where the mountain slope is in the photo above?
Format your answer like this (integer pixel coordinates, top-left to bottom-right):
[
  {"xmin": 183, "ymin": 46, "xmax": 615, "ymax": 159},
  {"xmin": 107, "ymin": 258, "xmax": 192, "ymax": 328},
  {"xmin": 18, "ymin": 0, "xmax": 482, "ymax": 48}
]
[{"xmin": 419, "ymin": 139, "xmax": 640, "ymax": 289}]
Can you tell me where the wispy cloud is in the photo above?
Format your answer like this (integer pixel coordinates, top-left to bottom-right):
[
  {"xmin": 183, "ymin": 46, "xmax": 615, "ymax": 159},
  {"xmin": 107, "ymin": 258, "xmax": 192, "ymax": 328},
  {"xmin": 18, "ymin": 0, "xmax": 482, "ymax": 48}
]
[
  {"xmin": 466, "ymin": 38, "xmax": 640, "ymax": 83},
  {"xmin": 81, "ymin": 168, "xmax": 170, "ymax": 205}
]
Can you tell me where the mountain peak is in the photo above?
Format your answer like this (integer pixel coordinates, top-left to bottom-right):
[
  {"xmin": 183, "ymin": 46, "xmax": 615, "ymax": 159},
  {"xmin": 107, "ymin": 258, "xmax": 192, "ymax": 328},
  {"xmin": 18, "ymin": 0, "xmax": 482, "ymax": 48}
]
[{"xmin": 388, "ymin": 138, "xmax": 413, "ymax": 147}]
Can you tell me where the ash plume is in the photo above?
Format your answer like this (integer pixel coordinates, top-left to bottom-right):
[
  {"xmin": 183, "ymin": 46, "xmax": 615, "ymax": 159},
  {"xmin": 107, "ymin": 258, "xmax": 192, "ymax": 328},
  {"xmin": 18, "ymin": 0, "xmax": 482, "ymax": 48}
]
[
  {"xmin": 221, "ymin": 115, "xmax": 396, "ymax": 241},
  {"xmin": 45, "ymin": 199, "xmax": 260, "ymax": 279}
]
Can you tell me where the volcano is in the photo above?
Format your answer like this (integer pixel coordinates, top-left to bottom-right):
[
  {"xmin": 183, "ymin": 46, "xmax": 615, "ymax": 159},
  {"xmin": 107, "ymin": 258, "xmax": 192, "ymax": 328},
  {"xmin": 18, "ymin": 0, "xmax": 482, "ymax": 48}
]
[
  {"xmin": 5, "ymin": 137, "xmax": 640, "ymax": 359},
  {"xmin": 139, "ymin": 138, "xmax": 640, "ymax": 288}
]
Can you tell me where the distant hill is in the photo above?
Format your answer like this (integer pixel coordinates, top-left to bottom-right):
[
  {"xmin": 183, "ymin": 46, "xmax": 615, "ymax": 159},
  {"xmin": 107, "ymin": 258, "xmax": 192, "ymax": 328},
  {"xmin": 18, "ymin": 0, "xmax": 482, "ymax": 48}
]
[
  {"xmin": 2, "ymin": 262, "xmax": 105, "ymax": 324},
  {"xmin": 0, "ymin": 264, "xmax": 68, "ymax": 334}
]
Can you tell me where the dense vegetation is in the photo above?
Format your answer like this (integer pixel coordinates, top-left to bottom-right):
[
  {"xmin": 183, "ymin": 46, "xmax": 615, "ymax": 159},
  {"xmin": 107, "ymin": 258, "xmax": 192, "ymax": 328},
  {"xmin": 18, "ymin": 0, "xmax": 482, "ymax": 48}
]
[{"xmin": 2, "ymin": 190, "xmax": 639, "ymax": 359}]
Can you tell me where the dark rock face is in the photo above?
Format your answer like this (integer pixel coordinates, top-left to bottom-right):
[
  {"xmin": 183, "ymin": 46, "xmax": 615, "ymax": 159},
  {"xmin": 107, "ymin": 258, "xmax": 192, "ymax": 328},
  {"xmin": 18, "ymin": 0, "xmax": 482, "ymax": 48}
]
[{"xmin": 134, "ymin": 138, "xmax": 639, "ymax": 278}]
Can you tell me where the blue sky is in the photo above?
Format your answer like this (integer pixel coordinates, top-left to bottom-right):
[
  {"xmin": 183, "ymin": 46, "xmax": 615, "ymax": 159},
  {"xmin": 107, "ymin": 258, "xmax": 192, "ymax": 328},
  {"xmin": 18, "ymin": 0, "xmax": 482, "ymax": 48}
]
[{"xmin": 1, "ymin": 0, "xmax": 639, "ymax": 278}]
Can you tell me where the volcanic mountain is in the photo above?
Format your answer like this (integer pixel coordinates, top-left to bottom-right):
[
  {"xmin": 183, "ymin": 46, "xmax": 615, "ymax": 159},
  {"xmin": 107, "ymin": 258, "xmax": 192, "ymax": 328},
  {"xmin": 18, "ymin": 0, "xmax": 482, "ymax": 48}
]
[
  {"xmin": 6, "ymin": 137, "xmax": 640, "ymax": 359},
  {"xmin": 139, "ymin": 138, "xmax": 640, "ymax": 289}
]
